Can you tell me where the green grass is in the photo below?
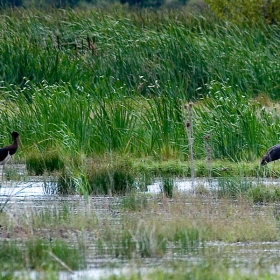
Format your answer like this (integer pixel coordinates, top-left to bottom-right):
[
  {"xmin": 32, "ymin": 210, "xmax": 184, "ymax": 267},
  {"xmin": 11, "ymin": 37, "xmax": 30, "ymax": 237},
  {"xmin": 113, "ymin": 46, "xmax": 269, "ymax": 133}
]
[
  {"xmin": 0, "ymin": 7, "xmax": 279, "ymax": 169},
  {"xmin": 216, "ymin": 176, "xmax": 253, "ymax": 198},
  {"xmin": 247, "ymin": 185, "xmax": 280, "ymax": 203},
  {"xmin": 161, "ymin": 177, "xmax": 174, "ymax": 198},
  {"xmin": 0, "ymin": 238, "xmax": 86, "ymax": 271},
  {"xmin": 0, "ymin": 7, "xmax": 279, "ymax": 198},
  {"xmin": 102, "ymin": 264, "xmax": 280, "ymax": 280},
  {"xmin": 1, "ymin": 193, "xmax": 280, "ymax": 277}
]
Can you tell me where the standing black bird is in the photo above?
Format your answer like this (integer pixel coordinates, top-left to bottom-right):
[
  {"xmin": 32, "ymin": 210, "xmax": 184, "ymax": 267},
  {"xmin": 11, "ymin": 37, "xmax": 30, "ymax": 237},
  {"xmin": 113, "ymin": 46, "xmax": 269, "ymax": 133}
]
[
  {"xmin": 260, "ymin": 143, "xmax": 280, "ymax": 166},
  {"xmin": 0, "ymin": 131, "xmax": 20, "ymax": 180}
]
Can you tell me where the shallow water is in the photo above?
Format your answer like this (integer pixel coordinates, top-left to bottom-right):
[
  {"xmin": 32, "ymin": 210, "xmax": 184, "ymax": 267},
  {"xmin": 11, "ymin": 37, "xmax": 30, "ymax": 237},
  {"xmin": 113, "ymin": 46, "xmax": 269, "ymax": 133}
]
[
  {"xmin": 2, "ymin": 165, "xmax": 280, "ymax": 278},
  {"xmin": 15, "ymin": 241, "xmax": 280, "ymax": 279},
  {"xmin": 1, "ymin": 176, "xmax": 280, "ymax": 199},
  {"xmin": 147, "ymin": 177, "xmax": 280, "ymax": 193}
]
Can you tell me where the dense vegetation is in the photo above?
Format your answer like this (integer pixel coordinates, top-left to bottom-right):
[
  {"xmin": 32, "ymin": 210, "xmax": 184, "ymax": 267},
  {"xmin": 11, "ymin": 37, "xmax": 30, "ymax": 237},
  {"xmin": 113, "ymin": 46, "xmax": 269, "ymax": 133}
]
[
  {"xmin": 0, "ymin": 4, "xmax": 279, "ymax": 193},
  {"xmin": 2, "ymin": 5, "xmax": 280, "ymax": 277},
  {"xmin": 205, "ymin": 0, "xmax": 280, "ymax": 24}
]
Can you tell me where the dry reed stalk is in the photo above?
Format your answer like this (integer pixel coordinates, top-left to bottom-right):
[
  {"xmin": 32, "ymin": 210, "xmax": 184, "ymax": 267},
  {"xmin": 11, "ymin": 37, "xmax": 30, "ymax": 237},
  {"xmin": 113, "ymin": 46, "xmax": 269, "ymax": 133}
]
[
  {"xmin": 204, "ymin": 134, "xmax": 212, "ymax": 181},
  {"xmin": 184, "ymin": 102, "xmax": 195, "ymax": 192}
]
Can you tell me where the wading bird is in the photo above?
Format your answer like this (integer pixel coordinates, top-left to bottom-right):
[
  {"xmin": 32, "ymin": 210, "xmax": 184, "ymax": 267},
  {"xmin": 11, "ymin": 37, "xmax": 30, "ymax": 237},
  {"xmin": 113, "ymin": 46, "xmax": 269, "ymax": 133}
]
[
  {"xmin": 260, "ymin": 143, "xmax": 280, "ymax": 166},
  {"xmin": 0, "ymin": 131, "xmax": 20, "ymax": 180}
]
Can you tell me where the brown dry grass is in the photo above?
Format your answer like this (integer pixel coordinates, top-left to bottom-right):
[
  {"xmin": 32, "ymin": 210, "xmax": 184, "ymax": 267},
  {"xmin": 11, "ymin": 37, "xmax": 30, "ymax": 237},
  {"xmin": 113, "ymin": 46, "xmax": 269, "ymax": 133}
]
[{"xmin": 0, "ymin": 194, "xmax": 278, "ymax": 243}]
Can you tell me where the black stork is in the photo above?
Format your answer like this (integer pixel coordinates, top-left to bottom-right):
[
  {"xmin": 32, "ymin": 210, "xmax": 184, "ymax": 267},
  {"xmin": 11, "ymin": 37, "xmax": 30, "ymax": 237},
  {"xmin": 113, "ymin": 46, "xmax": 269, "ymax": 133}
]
[
  {"xmin": 261, "ymin": 143, "xmax": 280, "ymax": 166},
  {"xmin": 0, "ymin": 131, "xmax": 20, "ymax": 180}
]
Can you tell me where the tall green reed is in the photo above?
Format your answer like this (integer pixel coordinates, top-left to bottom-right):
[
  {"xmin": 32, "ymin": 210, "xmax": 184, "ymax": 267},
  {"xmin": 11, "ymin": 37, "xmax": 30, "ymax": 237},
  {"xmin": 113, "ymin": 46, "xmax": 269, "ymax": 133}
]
[
  {"xmin": 194, "ymin": 81, "xmax": 280, "ymax": 161},
  {"xmin": 2, "ymin": 80, "xmax": 280, "ymax": 166},
  {"xmin": 1, "ymin": 8, "xmax": 279, "ymax": 101},
  {"xmin": 141, "ymin": 96, "xmax": 186, "ymax": 159}
]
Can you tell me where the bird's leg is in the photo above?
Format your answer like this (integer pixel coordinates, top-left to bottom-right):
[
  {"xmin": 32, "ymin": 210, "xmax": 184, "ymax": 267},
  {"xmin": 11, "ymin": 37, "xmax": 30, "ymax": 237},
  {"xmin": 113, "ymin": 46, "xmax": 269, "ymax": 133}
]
[
  {"xmin": 1, "ymin": 165, "xmax": 4, "ymax": 182},
  {"xmin": 273, "ymin": 161, "xmax": 276, "ymax": 178}
]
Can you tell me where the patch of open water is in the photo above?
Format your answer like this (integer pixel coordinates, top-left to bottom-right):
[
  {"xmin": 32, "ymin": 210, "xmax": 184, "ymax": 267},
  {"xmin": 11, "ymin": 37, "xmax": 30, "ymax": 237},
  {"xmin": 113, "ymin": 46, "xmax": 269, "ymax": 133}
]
[{"xmin": 1, "ymin": 177, "xmax": 280, "ymax": 199}]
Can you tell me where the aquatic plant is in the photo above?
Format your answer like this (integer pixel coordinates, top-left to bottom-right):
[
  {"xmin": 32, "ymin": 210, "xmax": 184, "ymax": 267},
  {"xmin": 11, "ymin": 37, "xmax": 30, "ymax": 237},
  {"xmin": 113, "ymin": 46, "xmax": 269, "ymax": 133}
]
[
  {"xmin": 120, "ymin": 194, "xmax": 148, "ymax": 211},
  {"xmin": 0, "ymin": 7, "xmax": 280, "ymax": 211},
  {"xmin": 0, "ymin": 8, "xmax": 279, "ymax": 168},
  {"xmin": 174, "ymin": 228, "xmax": 202, "ymax": 253},
  {"xmin": 194, "ymin": 81, "xmax": 280, "ymax": 162},
  {"xmin": 184, "ymin": 102, "xmax": 195, "ymax": 186},
  {"xmin": 161, "ymin": 177, "xmax": 174, "ymax": 198},
  {"xmin": 26, "ymin": 150, "xmax": 65, "ymax": 175},
  {"xmin": 0, "ymin": 239, "xmax": 86, "ymax": 271},
  {"xmin": 86, "ymin": 160, "xmax": 136, "ymax": 195},
  {"xmin": 247, "ymin": 185, "xmax": 280, "ymax": 203},
  {"xmin": 101, "ymin": 262, "xmax": 280, "ymax": 280},
  {"xmin": 216, "ymin": 177, "xmax": 253, "ymax": 198}
]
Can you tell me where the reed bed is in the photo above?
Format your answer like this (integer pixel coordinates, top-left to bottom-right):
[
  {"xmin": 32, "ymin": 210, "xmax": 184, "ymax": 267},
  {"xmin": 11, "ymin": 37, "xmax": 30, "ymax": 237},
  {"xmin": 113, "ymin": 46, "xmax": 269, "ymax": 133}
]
[
  {"xmin": 4, "ymin": 81, "xmax": 280, "ymax": 163},
  {"xmin": 0, "ymin": 8, "xmax": 279, "ymax": 97},
  {"xmin": 0, "ymin": 7, "xmax": 279, "ymax": 193}
]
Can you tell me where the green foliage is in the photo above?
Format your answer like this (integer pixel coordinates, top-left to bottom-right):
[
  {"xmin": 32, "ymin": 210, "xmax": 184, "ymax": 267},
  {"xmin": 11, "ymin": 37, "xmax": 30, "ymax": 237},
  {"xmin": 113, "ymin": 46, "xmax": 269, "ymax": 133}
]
[
  {"xmin": 57, "ymin": 168, "xmax": 84, "ymax": 194},
  {"xmin": 174, "ymin": 228, "xmax": 201, "ymax": 253},
  {"xmin": 26, "ymin": 150, "xmax": 65, "ymax": 175},
  {"xmin": 217, "ymin": 177, "xmax": 253, "ymax": 198},
  {"xmin": 142, "ymin": 96, "xmax": 186, "ymax": 159},
  {"xmin": 102, "ymin": 264, "xmax": 280, "ymax": 280},
  {"xmin": 1, "ymin": 7, "xmax": 278, "ymax": 102},
  {"xmin": 56, "ymin": 159, "xmax": 135, "ymax": 195},
  {"xmin": 205, "ymin": 0, "xmax": 280, "ymax": 24},
  {"xmin": 87, "ymin": 163, "xmax": 136, "ymax": 195},
  {"xmin": 247, "ymin": 185, "xmax": 280, "ymax": 203},
  {"xmin": 0, "ymin": 0, "xmax": 23, "ymax": 7},
  {"xmin": 194, "ymin": 81, "xmax": 280, "ymax": 161},
  {"xmin": 120, "ymin": 194, "xmax": 148, "ymax": 211},
  {"xmin": 0, "ymin": 8, "xmax": 280, "ymax": 172},
  {"xmin": 161, "ymin": 177, "xmax": 174, "ymax": 198},
  {"xmin": 120, "ymin": 0, "xmax": 165, "ymax": 8}
]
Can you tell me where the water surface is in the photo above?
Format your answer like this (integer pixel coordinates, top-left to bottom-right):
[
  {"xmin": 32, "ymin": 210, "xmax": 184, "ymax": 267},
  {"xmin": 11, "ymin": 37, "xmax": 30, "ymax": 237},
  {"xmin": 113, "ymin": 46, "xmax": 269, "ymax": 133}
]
[{"xmin": 1, "ymin": 165, "xmax": 280, "ymax": 279}]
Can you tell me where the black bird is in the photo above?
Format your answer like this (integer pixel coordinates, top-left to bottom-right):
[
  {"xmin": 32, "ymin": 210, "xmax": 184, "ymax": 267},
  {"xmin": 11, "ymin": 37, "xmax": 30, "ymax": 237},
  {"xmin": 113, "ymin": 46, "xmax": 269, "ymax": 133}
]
[
  {"xmin": 0, "ymin": 131, "xmax": 20, "ymax": 180},
  {"xmin": 261, "ymin": 143, "xmax": 280, "ymax": 166}
]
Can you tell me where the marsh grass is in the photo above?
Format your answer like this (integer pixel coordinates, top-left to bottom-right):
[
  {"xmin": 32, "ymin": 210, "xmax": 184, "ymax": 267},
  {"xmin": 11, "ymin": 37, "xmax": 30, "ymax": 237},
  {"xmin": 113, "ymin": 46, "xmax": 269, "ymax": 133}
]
[
  {"xmin": 102, "ymin": 262, "xmax": 280, "ymax": 280},
  {"xmin": 24, "ymin": 154, "xmax": 271, "ymax": 196},
  {"xmin": 87, "ymin": 166, "xmax": 135, "ymax": 196},
  {"xmin": 217, "ymin": 177, "xmax": 253, "ymax": 198},
  {"xmin": 3, "ymin": 7, "xmax": 276, "ymax": 99},
  {"xmin": 161, "ymin": 177, "xmax": 174, "ymax": 198},
  {"xmin": 1, "ymin": 192, "xmax": 280, "ymax": 275},
  {"xmin": 4, "ymin": 167, "xmax": 22, "ymax": 181},
  {"xmin": 194, "ymin": 81, "xmax": 280, "ymax": 162},
  {"xmin": 120, "ymin": 194, "xmax": 148, "ymax": 211},
  {"xmin": 8, "ymin": 82, "xmax": 279, "ymax": 179},
  {"xmin": 26, "ymin": 150, "xmax": 65, "ymax": 175},
  {"xmin": 0, "ymin": 8, "xmax": 279, "ymax": 169},
  {"xmin": 99, "ymin": 223, "xmax": 168, "ymax": 258},
  {"xmin": 2, "ymin": 79, "xmax": 279, "ymax": 183},
  {"xmin": 0, "ymin": 238, "xmax": 86, "ymax": 271},
  {"xmin": 174, "ymin": 228, "xmax": 201, "ymax": 253},
  {"xmin": 1, "ymin": 6, "xmax": 280, "ymax": 278},
  {"xmin": 247, "ymin": 185, "xmax": 280, "ymax": 203}
]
